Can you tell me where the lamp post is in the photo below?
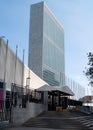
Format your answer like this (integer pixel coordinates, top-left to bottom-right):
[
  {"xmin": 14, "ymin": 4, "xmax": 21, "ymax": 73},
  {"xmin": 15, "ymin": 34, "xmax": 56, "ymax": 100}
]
[
  {"xmin": 26, "ymin": 77, "xmax": 30, "ymax": 101},
  {"xmin": 14, "ymin": 45, "xmax": 18, "ymax": 84}
]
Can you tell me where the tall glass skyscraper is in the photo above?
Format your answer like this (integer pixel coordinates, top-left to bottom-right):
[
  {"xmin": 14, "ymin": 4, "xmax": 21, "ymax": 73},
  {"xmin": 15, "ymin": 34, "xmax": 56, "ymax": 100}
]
[{"xmin": 28, "ymin": 2, "xmax": 65, "ymax": 86}]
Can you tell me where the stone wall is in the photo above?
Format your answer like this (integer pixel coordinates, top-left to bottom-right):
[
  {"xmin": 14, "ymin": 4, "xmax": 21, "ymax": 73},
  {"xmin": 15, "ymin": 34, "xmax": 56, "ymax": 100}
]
[{"xmin": 12, "ymin": 102, "xmax": 45, "ymax": 124}]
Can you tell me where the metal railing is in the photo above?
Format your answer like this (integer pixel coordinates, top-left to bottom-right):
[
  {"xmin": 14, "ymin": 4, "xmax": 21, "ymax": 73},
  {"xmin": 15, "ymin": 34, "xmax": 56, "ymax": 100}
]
[{"xmin": 0, "ymin": 100, "xmax": 10, "ymax": 122}]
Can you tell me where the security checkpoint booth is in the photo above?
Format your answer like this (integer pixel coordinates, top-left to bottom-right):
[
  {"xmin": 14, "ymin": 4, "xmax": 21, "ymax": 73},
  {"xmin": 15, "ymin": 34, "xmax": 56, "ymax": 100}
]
[{"xmin": 36, "ymin": 85, "xmax": 75, "ymax": 111}]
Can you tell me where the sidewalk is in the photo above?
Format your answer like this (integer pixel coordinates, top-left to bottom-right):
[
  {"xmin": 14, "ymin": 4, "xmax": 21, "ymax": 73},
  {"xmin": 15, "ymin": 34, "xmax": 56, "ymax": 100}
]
[
  {"xmin": 1, "ymin": 111, "xmax": 90, "ymax": 130},
  {"xmin": 1, "ymin": 126, "xmax": 62, "ymax": 130},
  {"xmin": 0, "ymin": 121, "xmax": 58, "ymax": 130},
  {"xmin": 0, "ymin": 121, "xmax": 15, "ymax": 129}
]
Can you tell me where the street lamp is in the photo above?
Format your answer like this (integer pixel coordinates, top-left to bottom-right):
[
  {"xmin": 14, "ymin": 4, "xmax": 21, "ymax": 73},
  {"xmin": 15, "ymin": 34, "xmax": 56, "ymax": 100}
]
[{"xmin": 26, "ymin": 77, "xmax": 31, "ymax": 101}]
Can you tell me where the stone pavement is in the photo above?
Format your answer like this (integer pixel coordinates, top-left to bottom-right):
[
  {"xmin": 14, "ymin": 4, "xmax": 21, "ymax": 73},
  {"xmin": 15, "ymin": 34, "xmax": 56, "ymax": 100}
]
[
  {"xmin": 0, "ymin": 121, "xmax": 15, "ymax": 129},
  {"xmin": 0, "ymin": 121, "xmax": 9, "ymax": 129},
  {"xmin": 23, "ymin": 111, "xmax": 90, "ymax": 130},
  {"xmin": 1, "ymin": 111, "xmax": 92, "ymax": 130},
  {"xmin": 1, "ymin": 127, "xmax": 62, "ymax": 130}
]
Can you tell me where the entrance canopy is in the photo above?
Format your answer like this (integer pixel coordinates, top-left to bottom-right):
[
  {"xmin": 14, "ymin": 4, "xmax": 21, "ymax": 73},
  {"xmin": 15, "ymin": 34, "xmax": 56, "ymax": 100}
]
[
  {"xmin": 36, "ymin": 84, "xmax": 57, "ymax": 92},
  {"xmin": 36, "ymin": 84, "xmax": 74, "ymax": 96},
  {"xmin": 57, "ymin": 86, "xmax": 74, "ymax": 96}
]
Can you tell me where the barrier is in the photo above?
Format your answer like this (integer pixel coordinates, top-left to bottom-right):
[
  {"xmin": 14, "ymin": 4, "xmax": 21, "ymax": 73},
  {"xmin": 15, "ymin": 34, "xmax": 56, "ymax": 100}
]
[{"xmin": 56, "ymin": 106, "xmax": 62, "ymax": 111}]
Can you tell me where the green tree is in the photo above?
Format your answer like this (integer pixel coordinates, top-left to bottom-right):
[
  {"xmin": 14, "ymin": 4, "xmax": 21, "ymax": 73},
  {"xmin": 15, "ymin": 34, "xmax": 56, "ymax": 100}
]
[{"xmin": 83, "ymin": 52, "xmax": 93, "ymax": 86}]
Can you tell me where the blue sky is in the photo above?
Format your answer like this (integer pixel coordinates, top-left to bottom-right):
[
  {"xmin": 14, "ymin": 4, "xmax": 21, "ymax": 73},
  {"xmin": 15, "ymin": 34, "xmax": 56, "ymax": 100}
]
[{"xmin": 0, "ymin": 0, "xmax": 93, "ymax": 94}]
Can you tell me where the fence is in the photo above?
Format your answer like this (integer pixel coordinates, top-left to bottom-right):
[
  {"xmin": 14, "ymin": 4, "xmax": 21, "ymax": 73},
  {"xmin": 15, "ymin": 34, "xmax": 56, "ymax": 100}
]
[
  {"xmin": 0, "ymin": 100, "xmax": 11, "ymax": 122},
  {"xmin": 11, "ymin": 83, "xmax": 44, "ymax": 108}
]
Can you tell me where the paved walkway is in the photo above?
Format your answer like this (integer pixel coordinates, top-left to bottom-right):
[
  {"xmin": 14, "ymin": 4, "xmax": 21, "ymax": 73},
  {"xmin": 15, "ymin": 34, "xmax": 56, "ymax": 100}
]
[
  {"xmin": 1, "ymin": 111, "xmax": 92, "ymax": 130},
  {"xmin": 23, "ymin": 111, "xmax": 90, "ymax": 130},
  {"xmin": 1, "ymin": 127, "xmax": 61, "ymax": 130}
]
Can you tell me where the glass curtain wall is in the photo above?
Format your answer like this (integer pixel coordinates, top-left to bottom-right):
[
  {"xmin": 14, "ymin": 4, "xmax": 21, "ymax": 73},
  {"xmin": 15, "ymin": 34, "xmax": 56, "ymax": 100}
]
[{"xmin": 43, "ymin": 7, "xmax": 65, "ymax": 86}]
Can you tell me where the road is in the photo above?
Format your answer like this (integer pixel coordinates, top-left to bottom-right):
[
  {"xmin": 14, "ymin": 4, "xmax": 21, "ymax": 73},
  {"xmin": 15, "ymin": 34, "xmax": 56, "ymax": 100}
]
[{"xmin": 2, "ymin": 111, "xmax": 93, "ymax": 130}]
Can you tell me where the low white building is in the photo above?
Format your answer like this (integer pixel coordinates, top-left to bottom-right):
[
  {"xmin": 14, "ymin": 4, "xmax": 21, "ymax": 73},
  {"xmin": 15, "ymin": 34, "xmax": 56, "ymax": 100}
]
[
  {"xmin": 0, "ymin": 37, "xmax": 48, "ymax": 94},
  {"xmin": 0, "ymin": 37, "xmax": 49, "ymax": 123}
]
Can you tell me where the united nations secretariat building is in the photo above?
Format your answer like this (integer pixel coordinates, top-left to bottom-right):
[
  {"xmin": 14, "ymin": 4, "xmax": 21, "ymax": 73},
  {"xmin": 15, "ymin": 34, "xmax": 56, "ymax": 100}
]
[{"xmin": 0, "ymin": 1, "xmax": 85, "ymax": 124}]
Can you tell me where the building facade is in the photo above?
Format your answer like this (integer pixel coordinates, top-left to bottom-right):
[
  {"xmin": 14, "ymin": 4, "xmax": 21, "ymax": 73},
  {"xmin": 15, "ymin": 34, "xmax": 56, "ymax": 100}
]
[
  {"xmin": 0, "ymin": 37, "xmax": 48, "ymax": 109},
  {"xmin": 28, "ymin": 2, "xmax": 65, "ymax": 86}
]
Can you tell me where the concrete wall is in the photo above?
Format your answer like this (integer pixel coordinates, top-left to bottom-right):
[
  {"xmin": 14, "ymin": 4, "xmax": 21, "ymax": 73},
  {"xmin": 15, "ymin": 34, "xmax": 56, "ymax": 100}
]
[
  {"xmin": 0, "ymin": 38, "xmax": 48, "ymax": 91},
  {"xmin": 0, "ymin": 38, "xmax": 23, "ymax": 91},
  {"xmin": 12, "ymin": 103, "xmax": 45, "ymax": 124}
]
